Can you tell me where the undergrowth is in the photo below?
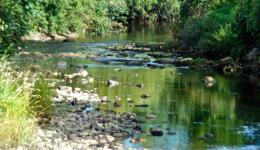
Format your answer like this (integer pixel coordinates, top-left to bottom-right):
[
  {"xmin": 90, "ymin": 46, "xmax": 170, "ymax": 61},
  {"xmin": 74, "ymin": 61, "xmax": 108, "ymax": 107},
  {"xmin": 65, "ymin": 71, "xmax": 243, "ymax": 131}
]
[{"xmin": 0, "ymin": 59, "xmax": 53, "ymax": 148}]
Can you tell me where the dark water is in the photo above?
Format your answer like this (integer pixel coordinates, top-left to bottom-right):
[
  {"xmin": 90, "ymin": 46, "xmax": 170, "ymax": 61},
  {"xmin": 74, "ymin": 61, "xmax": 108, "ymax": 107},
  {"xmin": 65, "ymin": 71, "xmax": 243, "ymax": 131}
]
[{"xmin": 20, "ymin": 24, "xmax": 260, "ymax": 150}]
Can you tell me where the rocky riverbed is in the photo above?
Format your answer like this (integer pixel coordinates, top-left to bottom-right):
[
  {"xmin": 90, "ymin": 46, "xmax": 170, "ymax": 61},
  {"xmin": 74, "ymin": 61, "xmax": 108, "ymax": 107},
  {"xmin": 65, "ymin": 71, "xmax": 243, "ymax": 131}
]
[
  {"xmin": 16, "ymin": 41, "xmax": 260, "ymax": 76},
  {"xmin": 18, "ymin": 83, "xmax": 143, "ymax": 150}
]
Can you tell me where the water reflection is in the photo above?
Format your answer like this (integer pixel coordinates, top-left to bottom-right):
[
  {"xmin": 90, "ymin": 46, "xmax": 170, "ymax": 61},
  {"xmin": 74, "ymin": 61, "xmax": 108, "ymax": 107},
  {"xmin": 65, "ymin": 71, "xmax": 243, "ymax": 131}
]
[{"xmin": 84, "ymin": 67, "xmax": 260, "ymax": 150}]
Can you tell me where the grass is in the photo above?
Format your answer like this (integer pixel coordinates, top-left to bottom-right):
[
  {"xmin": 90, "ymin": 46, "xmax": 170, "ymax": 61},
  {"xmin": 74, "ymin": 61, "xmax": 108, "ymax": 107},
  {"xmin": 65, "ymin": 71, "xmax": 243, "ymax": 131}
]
[{"xmin": 0, "ymin": 60, "xmax": 53, "ymax": 148}]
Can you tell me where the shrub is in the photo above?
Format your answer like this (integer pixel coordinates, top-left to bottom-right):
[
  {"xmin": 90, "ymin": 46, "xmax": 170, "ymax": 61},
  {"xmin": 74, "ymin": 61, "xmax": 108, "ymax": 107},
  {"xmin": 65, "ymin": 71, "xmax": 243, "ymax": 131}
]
[
  {"xmin": 0, "ymin": 60, "xmax": 53, "ymax": 148},
  {"xmin": 0, "ymin": 1, "xmax": 31, "ymax": 53},
  {"xmin": 30, "ymin": 76, "xmax": 53, "ymax": 119},
  {"xmin": 107, "ymin": 0, "xmax": 129, "ymax": 25},
  {"xmin": 177, "ymin": 1, "xmax": 247, "ymax": 59},
  {"xmin": 178, "ymin": 0, "xmax": 259, "ymax": 60},
  {"xmin": 191, "ymin": 57, "xmax": 207, "ymax": 65}
]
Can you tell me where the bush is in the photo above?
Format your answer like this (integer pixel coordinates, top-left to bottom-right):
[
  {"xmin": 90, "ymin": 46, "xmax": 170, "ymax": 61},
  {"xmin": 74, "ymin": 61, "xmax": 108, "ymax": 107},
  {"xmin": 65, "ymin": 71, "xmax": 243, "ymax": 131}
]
[
  {"xmin": 152, "ymin": 0, "xmax": 180, "ymax": 22},
  {"xmin": 191, "ymin": 57, "xmax": 207, "ymax": 65},
  {"xmin": 0, "ymin": 1, "xmax": 31, "ymax": 53},
  {"xmin": 126, "ymin": 0, "xmax": 179, "ymax": 23},
  {"xmin": 177, "ymin": 0, "xmax": 260, "ymax": 60},
  {"xmin": 177, "ymin": 0, "xmax": 255, "ymax": 59},
  {"xmin": 107, "ymin": 0, "xmax": 129, "ymax": 25},
  {"xmin": 0, "ymin": 60, "xmax": 53, "ymax": 148},
  {"xmin": 198, "ymin": 24, "xmax": 238, "ymax": 59},
  {"xmin": 30, "ymin": 76, "xmax": 53, "ymax": 119}
]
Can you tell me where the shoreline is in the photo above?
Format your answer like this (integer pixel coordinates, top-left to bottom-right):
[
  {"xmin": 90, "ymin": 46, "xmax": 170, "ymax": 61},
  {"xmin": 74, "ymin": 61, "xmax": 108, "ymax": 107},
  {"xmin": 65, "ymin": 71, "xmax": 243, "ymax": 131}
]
[{"xmin": 21, "ymin": 32, "xmax": 80, "ymax": 42}]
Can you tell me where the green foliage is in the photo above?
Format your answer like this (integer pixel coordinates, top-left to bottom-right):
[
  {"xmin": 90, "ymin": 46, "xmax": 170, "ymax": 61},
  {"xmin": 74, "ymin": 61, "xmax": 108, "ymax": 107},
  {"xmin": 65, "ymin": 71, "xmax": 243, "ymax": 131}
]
[
  {"xmin": 30, "ymin": 76, "xmax": 53, "ymax": 119},
  {"xmin": 178, "ymin": 0, "xmax": 259, "ymax": 60},
  {"xmin": 249, "ymin": 0, "xmax": 260, "ymax": 32},
  {"xmin": 0, "ymin": 65, "xmax": 33, "ymax": 147},
  {"xmin": 0, "ymin": 0, "xmax": 181, "ymax": 48},
  {"xmin": 0, "ymin": 60, "xmax": 53, "ymax": 147},
  {"xmin": 191, "ymin": 57, "xmax": 207, "ymax": 65},
  {"xmin": 153, "ymin": 0, "xmax": 180, "ymax": 21},
  {"xmin": 107, "ymin": 0, "xmax": 129, "ymax": 25},
  {"xmin": 0, "ymin": 0, "xmax": 31, "ymax": 53},
  {"xmin": 126, "ymin": 0, "xmax": 179, "ymax": 23}
]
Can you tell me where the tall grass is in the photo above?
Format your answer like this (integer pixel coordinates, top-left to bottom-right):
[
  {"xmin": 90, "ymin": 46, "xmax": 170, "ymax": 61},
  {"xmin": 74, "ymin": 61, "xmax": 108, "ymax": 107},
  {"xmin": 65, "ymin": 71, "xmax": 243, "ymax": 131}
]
[{"xmin": 0, "ymin": 60, "xmax": 53, "ymax": 148}]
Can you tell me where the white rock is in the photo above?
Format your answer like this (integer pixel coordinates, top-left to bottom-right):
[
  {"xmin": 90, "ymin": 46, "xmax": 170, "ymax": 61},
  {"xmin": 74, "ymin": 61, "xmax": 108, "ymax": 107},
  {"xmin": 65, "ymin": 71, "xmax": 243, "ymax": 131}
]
[
  {"xmin": 75, "ymin": 88, "xmax": 81, "ymax": 92},
  {"xmin": 106, "ymin": 80, "xmax": 119, "ymax": 87},
  {"xmin": 101, "ymin": 96, "xmax": 108, "ymax": 101},
  {"xmin": 77, "ymin": 69, "xmax": 88, "ymax": 77},
  {"xmin": 106, "ymin": 135, "xmax": 115, "ymax": 143},
  {"xmin": 88, "ymin": 77, "xmax": 94, "ymax": 83}
]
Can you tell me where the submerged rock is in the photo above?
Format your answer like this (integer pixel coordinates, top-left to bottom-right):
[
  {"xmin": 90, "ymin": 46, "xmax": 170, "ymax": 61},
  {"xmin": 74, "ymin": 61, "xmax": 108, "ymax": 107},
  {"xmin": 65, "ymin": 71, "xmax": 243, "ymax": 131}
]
[
  {"xmin": 114, "ymin": 68, "xmax": 121, "ymax": 72},
  {"xmin": 134, "ymin": 104, "xmax": 149, "ymax": 108},
  {"xmin": 141, "ymin": 94, "xmax": 151, "ymax": 99},
  {"xmin": 203, "ymin": 76, "xmax": 216, "ymax": 87},
  {"xmin": 136, "ymin": 83, "xmax": 144, "ymax": 88},
  {"xmin": 145, "ymin": 114, "xmax": 156, "ymax": 119},
  {"xmin": 147, "ymin": 62, "xmax": 166, "ymax": 68},
  {"xmin": 150, "ymin": 128, "xmax": 163, "ymax": 136},
  {"xmin": 107, "ymin": 80, "xmax": 119, "ymax": 87},
  {"xmin": 203, "ymin": 76, "xmax": 215, "ymax": 83},
  {"xmin": 113, "ymin": 102, "xmax": 121, "ymax": 107},
  {"xmin": 127, "ymin": 97, "xmax": 134, "ymax": 103}
]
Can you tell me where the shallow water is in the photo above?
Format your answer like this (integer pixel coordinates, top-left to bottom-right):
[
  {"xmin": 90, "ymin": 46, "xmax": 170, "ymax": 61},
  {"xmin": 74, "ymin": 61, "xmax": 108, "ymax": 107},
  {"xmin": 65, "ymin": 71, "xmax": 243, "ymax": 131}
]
[{"xmin": 20, "ymin": 24, "xmax": 260, "ymax": 150}]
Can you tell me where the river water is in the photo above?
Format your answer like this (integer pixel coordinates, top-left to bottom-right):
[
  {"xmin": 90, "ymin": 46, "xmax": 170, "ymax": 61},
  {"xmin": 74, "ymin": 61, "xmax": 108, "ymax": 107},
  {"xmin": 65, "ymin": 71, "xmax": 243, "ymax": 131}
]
[{"xmin": 20, "ymin": 24, "xmax": 260, "ymax": 150}]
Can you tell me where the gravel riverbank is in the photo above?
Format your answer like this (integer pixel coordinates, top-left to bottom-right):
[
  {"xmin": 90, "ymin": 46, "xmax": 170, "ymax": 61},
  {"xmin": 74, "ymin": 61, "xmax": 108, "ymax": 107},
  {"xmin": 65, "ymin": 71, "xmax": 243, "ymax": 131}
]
[{"xmin": 18, "ymin": 85, "xmax": 142, "ymax": 150}]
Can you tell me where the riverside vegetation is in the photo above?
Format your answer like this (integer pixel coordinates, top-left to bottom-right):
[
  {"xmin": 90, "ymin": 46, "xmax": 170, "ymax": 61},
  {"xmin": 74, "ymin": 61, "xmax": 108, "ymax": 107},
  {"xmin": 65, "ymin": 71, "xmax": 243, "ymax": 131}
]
[
  {"xmin": 0, "ymin": 0, "xmax": 259, "ymax": 69},
  {"xmin": 0, "ymin": 59, "xmax": 53, "ymax": 148}
]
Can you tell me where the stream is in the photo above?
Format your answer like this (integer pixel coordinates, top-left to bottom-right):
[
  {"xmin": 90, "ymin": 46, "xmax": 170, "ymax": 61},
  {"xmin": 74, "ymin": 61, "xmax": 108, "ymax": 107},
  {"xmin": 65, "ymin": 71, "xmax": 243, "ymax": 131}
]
[{"xmin": 17, "ymin": 24, "xmax": 260, "ymax": 150}]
